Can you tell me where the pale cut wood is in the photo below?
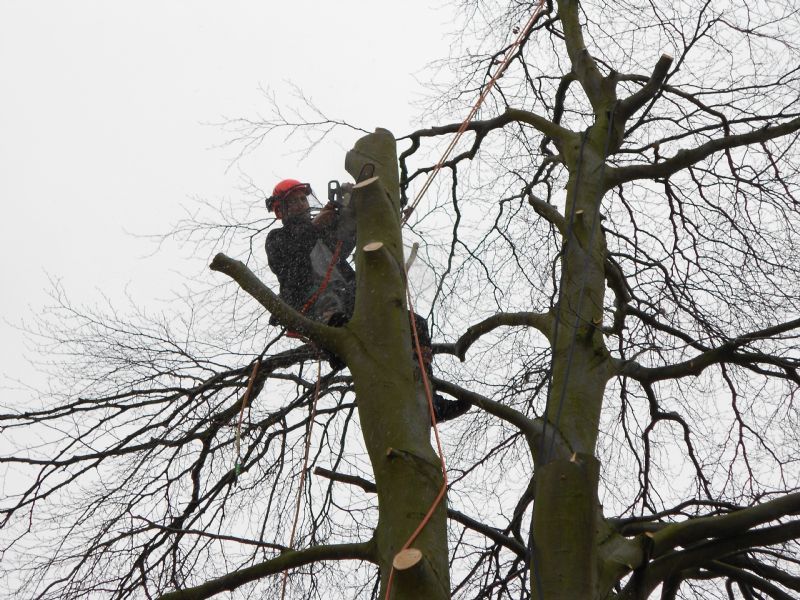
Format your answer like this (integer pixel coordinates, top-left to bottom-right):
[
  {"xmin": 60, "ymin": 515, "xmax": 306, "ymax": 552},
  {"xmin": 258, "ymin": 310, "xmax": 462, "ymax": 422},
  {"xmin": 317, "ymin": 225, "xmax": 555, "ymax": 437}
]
[
  {"xmin": 353, "ymin": 175, "xmax": 380, "ymax": 189},
  {"xmin": 363, "ymin": 241, "xmax": 384, "ymax": 252},
  {"xmin": 393, "ymin": 548, "xmax": 423, "ymax": 571}
]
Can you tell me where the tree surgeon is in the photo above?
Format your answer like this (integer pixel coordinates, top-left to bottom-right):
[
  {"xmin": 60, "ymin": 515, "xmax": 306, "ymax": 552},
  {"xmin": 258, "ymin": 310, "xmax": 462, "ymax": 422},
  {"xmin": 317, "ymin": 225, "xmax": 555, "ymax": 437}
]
[
  {"xmin": 266, "ymin": 178, "xmax": 356, "ymax": 327},
  {"xmin": 265, "ymin": 177, "xmax": 469, "ymax": 423}
]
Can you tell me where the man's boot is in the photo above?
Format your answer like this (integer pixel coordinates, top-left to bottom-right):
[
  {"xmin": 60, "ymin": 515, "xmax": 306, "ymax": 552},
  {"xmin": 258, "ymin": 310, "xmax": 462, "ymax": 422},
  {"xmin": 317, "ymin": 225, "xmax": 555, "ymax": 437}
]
[{"xmin": 418, "ymin": 340, "xmax": 470, "ymax": 423}]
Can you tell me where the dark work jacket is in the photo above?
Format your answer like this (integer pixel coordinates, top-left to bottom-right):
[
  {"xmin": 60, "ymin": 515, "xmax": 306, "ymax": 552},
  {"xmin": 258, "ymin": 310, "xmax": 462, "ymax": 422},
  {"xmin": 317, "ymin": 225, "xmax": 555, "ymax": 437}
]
[{"xmin": 265, "ymin": 213, "xmax": 356, "ymax": 320}]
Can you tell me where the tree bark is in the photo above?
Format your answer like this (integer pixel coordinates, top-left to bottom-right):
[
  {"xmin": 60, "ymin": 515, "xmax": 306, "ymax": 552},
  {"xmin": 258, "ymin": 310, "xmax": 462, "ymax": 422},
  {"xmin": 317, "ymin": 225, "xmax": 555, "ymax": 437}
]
[
  {"xmin": 343, "ymin": 128, "xmax": 451, "ymax": 599},
  {"xmin": 531, "ymin": 125, "xmax": 615, "ymax": 599},
  {"xmin": 532, "ymin": 454, "xmax": 600, "ymax": 600}
]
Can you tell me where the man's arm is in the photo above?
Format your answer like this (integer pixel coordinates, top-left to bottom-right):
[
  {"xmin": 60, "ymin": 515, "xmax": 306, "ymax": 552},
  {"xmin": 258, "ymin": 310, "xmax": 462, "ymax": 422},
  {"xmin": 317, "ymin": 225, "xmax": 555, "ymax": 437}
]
[
  {"xmin": 311, "ymin": 201, "xmax": 357, "ymax": 258},
  {"xmin": 313, "ymin": 202, "xmax": 338, "ymax": 229},
  {"xmin": 265, "ymin": 222, "xmax": 317, "ymax": 281},
  {"xmin": 265, "ymin": 228, "xmax": 290, "ymax": 281}
]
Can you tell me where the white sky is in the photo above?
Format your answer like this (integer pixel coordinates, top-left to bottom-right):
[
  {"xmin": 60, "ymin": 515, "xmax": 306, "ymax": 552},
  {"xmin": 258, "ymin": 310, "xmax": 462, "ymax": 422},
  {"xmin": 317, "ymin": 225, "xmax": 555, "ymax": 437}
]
[{"xmin": 0, "ymin": 2, "xmax": 452, "ymax": 397}]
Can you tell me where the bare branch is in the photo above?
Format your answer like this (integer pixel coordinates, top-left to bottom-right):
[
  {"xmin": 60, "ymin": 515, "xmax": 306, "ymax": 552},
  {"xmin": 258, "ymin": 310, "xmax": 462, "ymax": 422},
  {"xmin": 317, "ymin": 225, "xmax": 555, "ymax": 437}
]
[
  {"xmin": 651, "ymin": 492, "xmax": 800, "ymax": 557},
  {"xmin": 609, "ymin": 116, "xmax": 800, "ymax": 186},
  {"xmin": 432, "ymin": 311, "xmax": 553, "ymax": 361},
  {"xmin": 617, "ymin": 54, "xmax": 674, "ymax": 121},
  {"xmin": 616, "ymin": 317, "xmax": 800, "ymax": 383},
  {"xmin": 313, "ymin": 467, "xmax": 528, "ymax": 557},
  {"xmin": 209, "ymin": 253, "xmax": 346, "ymax": 352},
  {"xmin": 556, "ymin": 0, "xmax": 608, "ymax": 110},
  {"xmin": 158, "ymin": 541, "xmax": 376, "ymax": 600}
]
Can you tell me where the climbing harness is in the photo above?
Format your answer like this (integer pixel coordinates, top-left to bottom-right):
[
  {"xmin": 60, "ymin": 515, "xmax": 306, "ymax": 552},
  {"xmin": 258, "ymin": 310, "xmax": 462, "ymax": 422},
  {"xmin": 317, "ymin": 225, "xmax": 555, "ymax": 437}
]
[{"xmin": 300, "ymin": 241, "xmax": 344, "ymax": 317}]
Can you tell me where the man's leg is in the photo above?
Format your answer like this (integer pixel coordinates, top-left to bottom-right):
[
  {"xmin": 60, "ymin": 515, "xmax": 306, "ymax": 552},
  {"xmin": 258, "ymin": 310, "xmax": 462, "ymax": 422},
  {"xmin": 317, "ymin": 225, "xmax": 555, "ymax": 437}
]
[{"xmin": 410, "ymin": 313, "xmax": 470, "ymax": 423}]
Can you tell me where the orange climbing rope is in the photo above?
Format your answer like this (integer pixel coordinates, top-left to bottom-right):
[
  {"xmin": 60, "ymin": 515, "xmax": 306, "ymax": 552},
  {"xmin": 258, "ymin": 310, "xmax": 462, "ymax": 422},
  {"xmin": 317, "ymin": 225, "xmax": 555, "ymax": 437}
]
[
  {"xmin": 272, "ymin": 7, "xmax": 548, "ymax": 586},
  {"xmin": 385, "ymin": 5, "xmax": 546, "ymax": 596},
  {"xmin": 402, "ymin": 0, "xmax": 546, "ymax": 225}
]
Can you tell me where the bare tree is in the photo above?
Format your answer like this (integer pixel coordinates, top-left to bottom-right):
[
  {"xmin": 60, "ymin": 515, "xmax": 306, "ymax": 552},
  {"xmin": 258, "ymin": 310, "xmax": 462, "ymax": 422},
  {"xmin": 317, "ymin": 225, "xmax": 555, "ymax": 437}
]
[{"xmin": 3, "ymin": 0, "xmax": 800, "ymax": 599}]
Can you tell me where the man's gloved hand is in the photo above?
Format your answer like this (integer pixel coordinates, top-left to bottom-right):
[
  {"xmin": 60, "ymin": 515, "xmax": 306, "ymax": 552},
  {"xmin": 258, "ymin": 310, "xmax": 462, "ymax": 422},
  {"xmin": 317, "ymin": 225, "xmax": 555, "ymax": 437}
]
[{"xmin": 313, "ymin": 202, "xmax": 337, "ymax": 227}]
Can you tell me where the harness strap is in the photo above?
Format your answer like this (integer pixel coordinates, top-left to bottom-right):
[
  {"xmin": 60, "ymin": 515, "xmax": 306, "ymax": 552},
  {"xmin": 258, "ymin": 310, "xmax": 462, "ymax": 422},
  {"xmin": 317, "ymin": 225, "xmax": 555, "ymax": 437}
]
[{"xmin": 299, "ymin": 240, "xmax": 344, "ymax": 316}]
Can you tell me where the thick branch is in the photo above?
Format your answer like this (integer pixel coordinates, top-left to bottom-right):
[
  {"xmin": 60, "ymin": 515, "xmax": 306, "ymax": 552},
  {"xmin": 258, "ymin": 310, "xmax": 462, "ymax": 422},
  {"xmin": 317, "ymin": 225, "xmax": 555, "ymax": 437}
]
[
  {"xmin": 616, "ymin": 316, "xmax": 800, "ymax": 383},
  {"xmin": 635, "ymin": 520, "xmax": 800, "ymax": 598},
  {"xmin": 432, "ymin": 378, "xmax": 573, "ymax": 463},
  {"xmin": 405, "ymin": 108, "xmax": 572, "ymax": 142},
  {"xmin": 556, "ymin": 0, "xmax": 607, "ymax": 110},
  {"xmin": 210, "ymin": 253, "xmax": 346, "ymax": 352},
  {"xmin": 314, "ymin": 466, "xmax": 376, "ymax": 493},
  {"xmin": 400, "ymin": 108, "xmax": 574, "ymax": 158},
  {"xmin": 651, "ymin": 492, "xmax": 800, "ymax": 557},
  {"xmin": 528, "ymin": 193, "xmax": 568, "ymax": 236},
  {"xmin": 617, "ymin": 54, "xmax": 673, "ymax": 121},
  {"xmin": 158, "ymin": 541, "xmax": 375, "ymax": 600},
  {"xmin": 431, "ymin": 311, "xmax": 553, "ymax": 361},
  {"xmin": 609, "ymin": 115, "xmax": 800, "ymax": 185},
  {"xmin": 602, "ymin": 254, "xmax": 632, "ymax": 335},
  {"xmin": 705, "ymin": 561, "xmax": 796, "ymax": 600},
  {"xmin": 723, "ymin": 554, "xmax": 800, "ymax": 593}
]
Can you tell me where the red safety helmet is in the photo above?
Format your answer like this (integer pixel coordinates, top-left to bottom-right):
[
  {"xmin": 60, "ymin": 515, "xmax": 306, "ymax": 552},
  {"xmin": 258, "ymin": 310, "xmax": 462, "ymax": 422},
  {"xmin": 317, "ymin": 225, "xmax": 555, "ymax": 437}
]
[{"xmin": 267, "ymin": 179, "xmax": 312, "ymax": 213}]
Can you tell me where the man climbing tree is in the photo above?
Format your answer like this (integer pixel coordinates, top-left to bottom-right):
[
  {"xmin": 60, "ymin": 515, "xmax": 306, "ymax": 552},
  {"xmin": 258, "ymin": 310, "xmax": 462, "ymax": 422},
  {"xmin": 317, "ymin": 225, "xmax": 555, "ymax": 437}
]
[
  {"xmin": 265, "ymin": 178, "xmax": 357, "ymax": 327},
  {"xmin": 264, "ymin": 175, "xmax": 469, "ymax": 422}
]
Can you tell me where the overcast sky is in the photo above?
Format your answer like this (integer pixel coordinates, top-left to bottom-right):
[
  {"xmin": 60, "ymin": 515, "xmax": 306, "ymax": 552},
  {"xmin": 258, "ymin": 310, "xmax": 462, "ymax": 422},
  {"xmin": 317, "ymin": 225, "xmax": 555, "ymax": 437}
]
[{"xmin": 0, "ymin": 2, "xmax": 452, "ymax": 398}]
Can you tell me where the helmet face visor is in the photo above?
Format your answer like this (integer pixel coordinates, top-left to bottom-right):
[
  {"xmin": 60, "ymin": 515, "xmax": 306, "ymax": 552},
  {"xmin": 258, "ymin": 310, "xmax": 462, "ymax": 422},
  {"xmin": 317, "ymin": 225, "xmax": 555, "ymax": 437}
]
[
  {"xmin": 298, "ymin": 185, "xmax": 323, "ymax": 209},
  {"xmin": 286, "ymin": 182, "xmax": 312, "ymax": 197},
  {"xmin": 267, "ymin": 183, "xmax": 322, "ymax": 213},
  {"xmin": 266, "ymin": 183, "xmax": 321, "ymax": 211}
]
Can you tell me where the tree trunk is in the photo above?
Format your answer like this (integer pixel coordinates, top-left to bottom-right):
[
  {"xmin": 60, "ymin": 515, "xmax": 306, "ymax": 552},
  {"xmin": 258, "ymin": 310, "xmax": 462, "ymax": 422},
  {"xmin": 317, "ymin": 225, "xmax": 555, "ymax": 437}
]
[
  {"xmin": 343, "ymin": 128, "xmax": 450, "ymax": 599},
  {"xmin": 531, "ymin": 130, "xmax": 614, "ymax": 599}
]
